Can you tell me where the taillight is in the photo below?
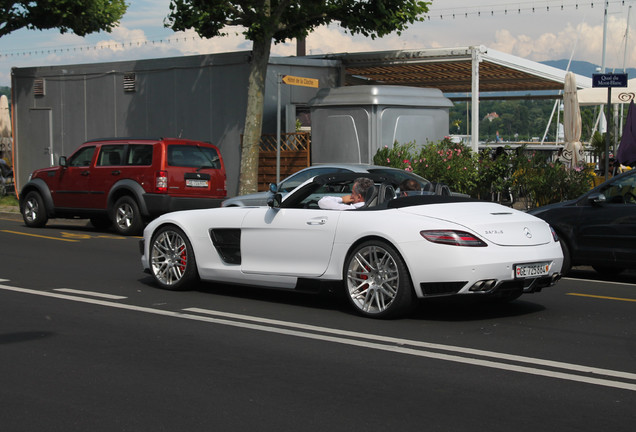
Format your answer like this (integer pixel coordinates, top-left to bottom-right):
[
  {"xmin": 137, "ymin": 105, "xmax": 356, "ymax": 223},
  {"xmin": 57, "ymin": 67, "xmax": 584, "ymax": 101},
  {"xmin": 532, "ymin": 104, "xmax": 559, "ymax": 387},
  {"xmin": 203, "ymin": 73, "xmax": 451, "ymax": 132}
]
[
  {"xmin": 420, "ymin": 230, "xmax": 487, "ymax": 247},
  {"xmin": 155, "ymin": 170, "xmax": 168, "ymax": 193},
  {"xmin": 550, "ymin": 226, "xmax": 559, "ymax": 242}
]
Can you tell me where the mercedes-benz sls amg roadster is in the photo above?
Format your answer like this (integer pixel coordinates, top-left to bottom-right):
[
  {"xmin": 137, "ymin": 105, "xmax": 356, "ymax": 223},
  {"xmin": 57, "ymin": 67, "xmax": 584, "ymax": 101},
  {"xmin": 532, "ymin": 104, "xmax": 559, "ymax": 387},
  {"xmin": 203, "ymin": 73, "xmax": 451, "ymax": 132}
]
[{"xmin": 140, "ymin": 173, "xmax": 563, "ymax": 318}]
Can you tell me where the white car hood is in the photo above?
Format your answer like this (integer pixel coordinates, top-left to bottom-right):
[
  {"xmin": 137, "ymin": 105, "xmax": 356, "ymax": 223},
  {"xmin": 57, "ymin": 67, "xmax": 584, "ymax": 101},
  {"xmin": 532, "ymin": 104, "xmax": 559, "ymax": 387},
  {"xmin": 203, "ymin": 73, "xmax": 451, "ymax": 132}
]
[{"xmin": 398, "ymin": 202, "xmax": 553, "ymax": 246}]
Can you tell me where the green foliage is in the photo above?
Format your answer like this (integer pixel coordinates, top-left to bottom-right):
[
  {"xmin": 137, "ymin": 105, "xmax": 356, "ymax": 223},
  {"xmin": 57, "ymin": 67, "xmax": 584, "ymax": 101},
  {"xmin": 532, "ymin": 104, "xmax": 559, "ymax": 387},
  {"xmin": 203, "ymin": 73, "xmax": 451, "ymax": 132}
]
[
  {"xmin": 374, "ymin": 141, "xmax": 595, "ymax": 208},
  {"xmin": 512, "ymin": 151, "xmax": 595, "ymax": 207},
  {"xmin": 412, "ymin": 140, "xmax": 478, "ymax": 195},
  {"xmin": 166, "ymin": 1, "xmax": 431, "ymax": 42},
  {"xmin": 0, "ymin": 1, "xmax": 128, "ymax": 38},
  {"xmin": 450, "ymin": 99, "xmax": 620, "ymax": 143}
]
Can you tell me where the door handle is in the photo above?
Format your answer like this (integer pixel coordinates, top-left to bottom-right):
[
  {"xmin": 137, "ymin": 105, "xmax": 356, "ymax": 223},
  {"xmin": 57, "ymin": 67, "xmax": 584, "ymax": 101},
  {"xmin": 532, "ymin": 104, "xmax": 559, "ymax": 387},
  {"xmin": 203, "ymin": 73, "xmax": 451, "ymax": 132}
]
[
  {"xmin": 306, "ymin": 218, "xmax": 327, "ymax": 225},
  {"xmin": 81, "ymin": 170, "xmax": 90, "ymax": 176},
  {"xmin": 111, "ymin": 170, "xmax": 121, "ymax": 175}
]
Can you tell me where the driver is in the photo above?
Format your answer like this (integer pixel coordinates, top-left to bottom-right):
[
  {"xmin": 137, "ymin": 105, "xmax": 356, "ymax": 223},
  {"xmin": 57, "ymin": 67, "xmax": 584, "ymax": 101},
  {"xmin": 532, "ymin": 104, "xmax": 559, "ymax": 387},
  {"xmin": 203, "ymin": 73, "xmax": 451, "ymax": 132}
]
[{"xmin": 318, "ymin": 177, "xmax": 374, "ymax": 210}]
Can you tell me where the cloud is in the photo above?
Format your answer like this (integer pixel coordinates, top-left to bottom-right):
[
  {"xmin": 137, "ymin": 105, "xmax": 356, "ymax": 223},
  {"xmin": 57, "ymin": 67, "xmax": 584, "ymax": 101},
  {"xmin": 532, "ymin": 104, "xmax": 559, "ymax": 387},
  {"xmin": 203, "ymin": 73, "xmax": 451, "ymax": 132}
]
[{"xmin": 490, "ymin": 15, "xmax": 631, "ymax": 69}]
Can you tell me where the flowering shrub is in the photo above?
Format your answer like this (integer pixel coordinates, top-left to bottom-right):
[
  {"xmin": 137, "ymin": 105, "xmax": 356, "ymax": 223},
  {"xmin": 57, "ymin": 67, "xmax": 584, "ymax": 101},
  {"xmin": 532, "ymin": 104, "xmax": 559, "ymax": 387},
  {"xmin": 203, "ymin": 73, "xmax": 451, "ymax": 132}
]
[
  {"xmin": 373, "ymin": 140, "xmax": 595, "ymax": 208},
  {"xmin": 411, "ymin": 139, "xmax": 478, "ymax": 195}
]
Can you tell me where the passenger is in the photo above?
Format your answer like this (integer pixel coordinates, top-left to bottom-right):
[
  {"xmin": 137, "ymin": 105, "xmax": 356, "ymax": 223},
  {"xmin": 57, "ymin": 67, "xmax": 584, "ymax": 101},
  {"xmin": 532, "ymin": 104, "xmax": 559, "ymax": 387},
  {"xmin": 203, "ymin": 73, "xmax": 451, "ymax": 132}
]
[
  {"xmin": 318, "ymin": 177, "xmax": 374, "ymax": 210},
  {"xmin": 398, "ymin": 178, "xmax": 420, "ymax": 196}
]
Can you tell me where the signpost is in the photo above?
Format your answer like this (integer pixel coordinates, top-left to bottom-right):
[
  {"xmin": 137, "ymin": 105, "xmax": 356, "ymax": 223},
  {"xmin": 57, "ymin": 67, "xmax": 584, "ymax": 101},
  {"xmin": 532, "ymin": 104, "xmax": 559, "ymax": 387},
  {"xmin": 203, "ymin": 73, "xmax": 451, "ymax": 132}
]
[
  {"xmin": 276, "ymin": 74, "xmax": 319, "ymax": 183},
  {"xmin": 592, "ymin": 73, "xmax": 628, "ymax": 179}
]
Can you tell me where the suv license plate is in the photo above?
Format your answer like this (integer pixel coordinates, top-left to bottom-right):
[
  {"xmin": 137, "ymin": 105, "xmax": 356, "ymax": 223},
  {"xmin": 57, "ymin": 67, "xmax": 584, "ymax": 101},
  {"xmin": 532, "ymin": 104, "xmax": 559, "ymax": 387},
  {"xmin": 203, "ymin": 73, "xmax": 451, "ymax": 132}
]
[
  {"xmin": 186, "ymin": 179, "xmax": 209, "ymax": 188},
  {"xmin": 515, "ymin": 262, "xmax": 550, "ymax": 278}
]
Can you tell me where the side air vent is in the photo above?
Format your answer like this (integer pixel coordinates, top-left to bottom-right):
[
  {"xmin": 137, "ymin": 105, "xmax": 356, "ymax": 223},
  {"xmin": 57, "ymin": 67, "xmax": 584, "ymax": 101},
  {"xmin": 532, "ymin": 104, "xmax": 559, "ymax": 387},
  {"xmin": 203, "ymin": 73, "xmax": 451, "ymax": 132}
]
[
  {"xmin": 123, "ymin": 73, "xmax": 136, "ymax": 92},
  {"xmin": 33, "ymin": 79, "xmax": 45, "ymax": 96},
  {"xmin": 209, "ymin": 228, "xmax": 241, "ymax": 265}
]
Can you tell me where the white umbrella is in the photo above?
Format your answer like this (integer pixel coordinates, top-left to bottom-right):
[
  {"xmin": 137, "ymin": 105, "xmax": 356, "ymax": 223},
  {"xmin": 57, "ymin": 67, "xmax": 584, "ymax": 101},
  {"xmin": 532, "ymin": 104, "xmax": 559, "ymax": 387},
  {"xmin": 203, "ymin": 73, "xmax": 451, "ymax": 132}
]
[{"xmin": 559, "ymin": 72, "xmax": 585, "ymax": 168}]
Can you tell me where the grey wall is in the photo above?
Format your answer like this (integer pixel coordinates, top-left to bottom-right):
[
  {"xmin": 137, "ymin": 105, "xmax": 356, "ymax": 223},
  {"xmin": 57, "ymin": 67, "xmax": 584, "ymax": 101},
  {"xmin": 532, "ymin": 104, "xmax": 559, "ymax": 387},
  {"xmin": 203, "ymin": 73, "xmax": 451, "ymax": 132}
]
[{"xmin": 12, "ymin": 52, "xmax": 340, "ymax": 194}]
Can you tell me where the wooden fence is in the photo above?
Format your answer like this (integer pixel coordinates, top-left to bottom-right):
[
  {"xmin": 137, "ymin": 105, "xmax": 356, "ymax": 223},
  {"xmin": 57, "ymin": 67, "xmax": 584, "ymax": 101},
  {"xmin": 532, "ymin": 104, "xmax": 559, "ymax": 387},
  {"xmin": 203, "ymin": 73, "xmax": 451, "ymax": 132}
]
[{"xmin": 257, "ymin": 132, "xmax": 310, "ymax": 191}]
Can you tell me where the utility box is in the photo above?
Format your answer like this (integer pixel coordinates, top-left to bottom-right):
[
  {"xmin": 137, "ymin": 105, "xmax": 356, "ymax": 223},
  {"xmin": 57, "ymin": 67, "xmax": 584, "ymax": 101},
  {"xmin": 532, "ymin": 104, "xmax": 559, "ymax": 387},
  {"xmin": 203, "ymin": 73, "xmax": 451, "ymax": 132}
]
[{"xmin": 309, "ymin": 85, "xmax": 452, "ymax": 164}]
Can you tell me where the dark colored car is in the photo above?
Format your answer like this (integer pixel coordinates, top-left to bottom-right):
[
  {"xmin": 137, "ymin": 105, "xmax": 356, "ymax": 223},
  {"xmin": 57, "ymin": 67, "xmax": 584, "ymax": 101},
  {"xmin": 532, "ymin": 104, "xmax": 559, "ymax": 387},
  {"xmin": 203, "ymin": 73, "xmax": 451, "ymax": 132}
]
[
  {"xmin": 19, "ymin": 137, "xmax": 226, "ymax": 235},
  {"xmin": 528, "ymin": 169, "xmax": 636, "ymax": 275}
]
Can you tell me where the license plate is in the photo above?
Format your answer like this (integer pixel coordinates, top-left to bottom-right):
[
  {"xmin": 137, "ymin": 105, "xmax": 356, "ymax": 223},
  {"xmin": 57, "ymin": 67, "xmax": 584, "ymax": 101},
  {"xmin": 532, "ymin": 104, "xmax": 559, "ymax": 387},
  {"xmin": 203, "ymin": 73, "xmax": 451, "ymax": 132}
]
[
  {"xmin": 186, "ymin": 179, "xmax": 208, "ymax": 188},
  {"xmin": 515, "ymin": 262, "xmax": 550, "ymax": 278}
]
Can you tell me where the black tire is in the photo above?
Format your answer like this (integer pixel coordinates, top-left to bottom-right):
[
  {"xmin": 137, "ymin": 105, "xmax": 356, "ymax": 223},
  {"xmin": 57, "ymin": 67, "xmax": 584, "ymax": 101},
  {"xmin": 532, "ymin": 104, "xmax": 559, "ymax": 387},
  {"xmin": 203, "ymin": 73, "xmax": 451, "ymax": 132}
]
[
  {"xmin": 559, "ymin": 239, "xmax": 572, "ymax": 276},
  {"xmin": 90, "ymin": 216, "xmax": 112, "ymax": 231},
  {"xmin": 21, "ymin": 191, "xmax": 48, "ymax": 228},
  {"xmin": 344, "ymin": 240, "xmax": 414, "ymax": 319},
  {"xmin": 149, "ymin": 225, "xmax": 198, "ymax": 291},
  {"xmin": 592, "ymin": 266, "xmax": 625, "ymax": 276},
  {"xmin": 111, "ymin": 196, "xmax": 143, "ymax": 236}
]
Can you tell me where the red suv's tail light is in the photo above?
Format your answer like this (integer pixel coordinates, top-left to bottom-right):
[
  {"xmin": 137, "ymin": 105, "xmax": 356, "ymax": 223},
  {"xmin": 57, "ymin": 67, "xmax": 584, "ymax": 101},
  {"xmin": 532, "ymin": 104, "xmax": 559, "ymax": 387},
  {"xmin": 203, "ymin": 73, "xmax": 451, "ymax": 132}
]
[
  {"xmin": 155, "ymin": 170, "xmax": 168, "ymax": 193},
  {"xmin": 420, "ymin": 230, "xmax": 487, "ymax": 247}
]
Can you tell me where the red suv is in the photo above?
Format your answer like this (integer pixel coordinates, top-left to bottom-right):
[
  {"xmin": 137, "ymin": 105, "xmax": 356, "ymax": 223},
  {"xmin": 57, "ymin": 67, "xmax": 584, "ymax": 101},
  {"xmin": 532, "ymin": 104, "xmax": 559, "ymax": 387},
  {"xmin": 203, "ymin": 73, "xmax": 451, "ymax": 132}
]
[{"xmin": 19, "ymin": 137, "xmax": 226, "ymax": 235}]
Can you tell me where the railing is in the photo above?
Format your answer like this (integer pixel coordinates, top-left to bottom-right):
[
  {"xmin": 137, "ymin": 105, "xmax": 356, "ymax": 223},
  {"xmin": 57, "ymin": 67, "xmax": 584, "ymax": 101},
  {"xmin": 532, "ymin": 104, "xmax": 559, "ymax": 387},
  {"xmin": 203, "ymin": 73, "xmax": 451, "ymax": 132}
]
[{"xmin": 258, "ymin": 132, "xmax": 310, "ymax": 190}]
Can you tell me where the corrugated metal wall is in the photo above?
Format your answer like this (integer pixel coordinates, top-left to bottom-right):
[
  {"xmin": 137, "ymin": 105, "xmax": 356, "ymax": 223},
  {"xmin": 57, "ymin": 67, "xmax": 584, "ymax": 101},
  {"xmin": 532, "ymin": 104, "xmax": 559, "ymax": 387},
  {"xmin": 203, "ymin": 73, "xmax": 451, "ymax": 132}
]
[{"xmin": 11, "ymin": 52, "xmax": 339, "ymax": 195}]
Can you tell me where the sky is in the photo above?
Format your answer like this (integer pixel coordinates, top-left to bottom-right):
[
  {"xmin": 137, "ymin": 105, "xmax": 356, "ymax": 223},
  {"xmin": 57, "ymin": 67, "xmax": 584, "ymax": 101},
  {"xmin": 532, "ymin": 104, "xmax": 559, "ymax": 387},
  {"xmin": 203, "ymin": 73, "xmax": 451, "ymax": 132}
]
[{"xmin": 1, "ymin": 0, "xmax": 635, "ymax": 87}]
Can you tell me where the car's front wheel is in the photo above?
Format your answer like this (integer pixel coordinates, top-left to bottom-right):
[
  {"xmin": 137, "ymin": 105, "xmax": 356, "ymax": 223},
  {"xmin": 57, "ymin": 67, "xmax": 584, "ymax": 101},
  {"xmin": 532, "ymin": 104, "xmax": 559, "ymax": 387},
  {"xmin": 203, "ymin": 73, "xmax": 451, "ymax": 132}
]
[
  {"xmin": 344, "ymin": 240, "xmax": 414, "ymax": 319},
  {"xmin": 149, "ymin": 225, "xmax": 198, "ymax": 291},
  {"xmin": 111, "ymin": 196, "xmax": 143, "ymax": 236},
  {"xmin": 21, "ymin": 191, "xmax": 48, "ymax": 228}
]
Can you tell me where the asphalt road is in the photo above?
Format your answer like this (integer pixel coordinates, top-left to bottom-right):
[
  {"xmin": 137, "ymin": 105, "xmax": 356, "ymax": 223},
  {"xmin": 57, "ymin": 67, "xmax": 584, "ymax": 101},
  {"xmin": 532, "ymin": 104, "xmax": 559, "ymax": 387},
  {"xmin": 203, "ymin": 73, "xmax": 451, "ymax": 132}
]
[{"xmin": 1, "ymin": 212, "xmax": 635, "ymax": 431}]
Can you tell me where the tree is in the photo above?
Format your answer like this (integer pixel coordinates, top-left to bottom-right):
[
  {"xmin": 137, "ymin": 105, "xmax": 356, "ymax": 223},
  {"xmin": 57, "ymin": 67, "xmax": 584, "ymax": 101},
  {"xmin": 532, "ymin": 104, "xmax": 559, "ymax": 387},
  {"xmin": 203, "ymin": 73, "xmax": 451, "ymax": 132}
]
[
  {"xmin": 165, "ymin": 0, "xmax": 431, "ymax": 194},
  {"xmin": 0, "ymin": 1, "xmax": 128, "ymax": 38}
]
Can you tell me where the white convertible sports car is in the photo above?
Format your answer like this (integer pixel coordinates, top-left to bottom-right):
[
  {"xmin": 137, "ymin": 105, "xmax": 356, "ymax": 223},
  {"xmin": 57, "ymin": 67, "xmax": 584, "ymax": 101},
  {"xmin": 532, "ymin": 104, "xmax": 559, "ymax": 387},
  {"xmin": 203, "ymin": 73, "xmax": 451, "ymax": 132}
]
[{"xmin": 140, "ymin": 173, "xmax": 563, "ymax": 318}]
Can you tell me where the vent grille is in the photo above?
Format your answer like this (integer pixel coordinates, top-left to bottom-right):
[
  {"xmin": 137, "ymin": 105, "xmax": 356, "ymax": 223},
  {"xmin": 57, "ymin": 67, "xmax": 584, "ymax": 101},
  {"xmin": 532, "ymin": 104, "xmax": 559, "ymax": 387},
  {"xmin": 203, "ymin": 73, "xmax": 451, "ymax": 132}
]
[
  {"xmin": 33, "ymin": 79, "xmax": 45, "ymax": 96},
  {"xmin": 123, "ymin": 73, "xmax": 136, "ymax": 92}
]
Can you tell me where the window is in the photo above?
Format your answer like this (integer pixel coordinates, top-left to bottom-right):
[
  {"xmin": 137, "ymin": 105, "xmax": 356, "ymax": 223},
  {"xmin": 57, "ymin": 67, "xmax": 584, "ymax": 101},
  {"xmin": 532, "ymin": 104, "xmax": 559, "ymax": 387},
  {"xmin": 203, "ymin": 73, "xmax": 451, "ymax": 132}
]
[
  {"xmin": 128, "ymin": 145, "xmax": 153, "ymax": 166},
  {"xmin": 96, "ymin": 145, "xmax": 126, "ymax": 167},
  {"xmin": 167, "ymin": 145, "xmax": 220, "ymax": 168},
  {"xmin": 68, "ymin": 146, "xmax": 96, "ymax": 167}
]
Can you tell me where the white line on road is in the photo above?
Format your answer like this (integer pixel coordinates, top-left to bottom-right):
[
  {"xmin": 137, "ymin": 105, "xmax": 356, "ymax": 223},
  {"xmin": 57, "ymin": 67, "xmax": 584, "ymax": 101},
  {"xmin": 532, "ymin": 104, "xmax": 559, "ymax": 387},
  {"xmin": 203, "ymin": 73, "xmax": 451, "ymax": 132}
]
[
  {"xmin": 2, "ymin": 282, "xmax": 635, "ymax": 392},
  {"xmin": 53, "ymin": 288, "xmax": 127, "ymax": 300}
]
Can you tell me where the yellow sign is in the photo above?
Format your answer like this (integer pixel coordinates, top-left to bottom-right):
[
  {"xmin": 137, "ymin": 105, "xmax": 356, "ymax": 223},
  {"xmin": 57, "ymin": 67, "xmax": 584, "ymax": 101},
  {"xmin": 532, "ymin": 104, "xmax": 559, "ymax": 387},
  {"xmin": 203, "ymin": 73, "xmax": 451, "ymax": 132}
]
[{"xmin": 282, "ymin": 75, "xmax": 319, "ymax": 88}]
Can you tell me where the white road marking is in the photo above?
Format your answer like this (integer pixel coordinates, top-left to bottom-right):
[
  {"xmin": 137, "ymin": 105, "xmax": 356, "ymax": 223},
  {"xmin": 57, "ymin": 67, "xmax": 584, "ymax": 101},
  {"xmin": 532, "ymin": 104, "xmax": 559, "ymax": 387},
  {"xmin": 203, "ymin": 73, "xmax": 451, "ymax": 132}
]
[
  {"xmin": 53, "ymin": 288, "xmax": 127, "ymax": 300},
  {"xmin": 1, "ymin": 282, "xmax": 635, "ymax": 392},
  {"xmin": 563, "ymin": 276, "xmax": 636, "ymax": 287}
]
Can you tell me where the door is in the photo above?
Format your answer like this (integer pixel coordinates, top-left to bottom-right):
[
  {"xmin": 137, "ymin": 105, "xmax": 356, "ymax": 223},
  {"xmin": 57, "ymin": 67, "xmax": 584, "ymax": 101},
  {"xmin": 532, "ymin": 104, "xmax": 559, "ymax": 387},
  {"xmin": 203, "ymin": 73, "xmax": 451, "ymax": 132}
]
[
  {"xmin": 240, "ymin": 207, "xmax": 341, "ymax": 277},
  {"xmin": 576, "ymin": 172, "xmax": 636, "ymax": 266},
  {"xmin": 53, "ymin": 145, "xmax": 96, "ymax": 209}
]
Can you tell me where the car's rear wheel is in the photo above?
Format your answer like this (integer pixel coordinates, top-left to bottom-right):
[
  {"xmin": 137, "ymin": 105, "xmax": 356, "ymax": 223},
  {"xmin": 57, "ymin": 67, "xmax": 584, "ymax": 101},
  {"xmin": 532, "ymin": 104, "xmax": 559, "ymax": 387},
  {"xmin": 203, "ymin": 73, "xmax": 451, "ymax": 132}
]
[
  {"xmin": 344, "ymin": 240, "xmax": 414, "ymax": 319},
  {"xmin": 112, "ymin": 196, "xmax": 143, "ymax": 236},
  {"xmin": 149, "ymin": 225, "xmax": 198, "ymax": 291},
  {"xmin": 21, "ymin": 191, "xmax": 48, "ymax": 228}
]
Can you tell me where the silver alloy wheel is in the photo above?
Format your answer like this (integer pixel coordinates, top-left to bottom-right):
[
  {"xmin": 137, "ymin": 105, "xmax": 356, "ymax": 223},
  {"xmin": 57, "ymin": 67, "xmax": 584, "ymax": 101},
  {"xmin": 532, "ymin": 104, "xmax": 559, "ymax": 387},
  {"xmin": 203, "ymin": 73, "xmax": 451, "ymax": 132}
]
[
  {"xmin": 346, "ymin": 244, "xmax": 399, "ymax": 314},
  {"xmin": 151, "ymin": 230, "xmax": 188, "ymax": 286},
  {"xmin": 115, "ymin": 202, "xmax": 134, "ymax": 230},
  {"xmin": 23, "ymin": 196, "xmax": 39, "ymax": 223}
]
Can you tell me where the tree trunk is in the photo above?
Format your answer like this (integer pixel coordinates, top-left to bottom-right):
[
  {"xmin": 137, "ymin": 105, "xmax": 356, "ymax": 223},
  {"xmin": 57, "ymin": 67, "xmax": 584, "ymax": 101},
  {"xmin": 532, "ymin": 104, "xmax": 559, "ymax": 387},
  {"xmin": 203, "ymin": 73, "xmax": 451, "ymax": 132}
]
[{"xmin": 239, "ymin": 37, "xmax": 272, "ymax": 195}]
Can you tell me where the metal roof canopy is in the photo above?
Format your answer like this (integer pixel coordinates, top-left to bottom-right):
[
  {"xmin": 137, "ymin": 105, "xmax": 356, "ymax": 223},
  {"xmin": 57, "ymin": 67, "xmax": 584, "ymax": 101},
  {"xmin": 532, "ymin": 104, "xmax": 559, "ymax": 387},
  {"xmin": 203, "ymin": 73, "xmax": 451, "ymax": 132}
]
[{"xmin": 319, "ymin": 46, "xmax": 593, "ymax": 151}]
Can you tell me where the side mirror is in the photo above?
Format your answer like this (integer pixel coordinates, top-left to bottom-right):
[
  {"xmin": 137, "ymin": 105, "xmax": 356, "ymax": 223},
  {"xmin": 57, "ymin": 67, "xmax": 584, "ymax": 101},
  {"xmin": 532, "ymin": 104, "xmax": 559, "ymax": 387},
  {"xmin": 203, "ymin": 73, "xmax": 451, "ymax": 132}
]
[
  {"xmin": 269, "ymin": 183, "xmax": 278, "ymax": 193},
  {"xmin": 588, "ymin": 192, "xmax": 606, "ymax": 205},
  {"xmin": 59, "ymin": 156, "xmax": 67, "ymax": 168},
  {"xmin": 268, "ymin": 193, "xmax": 282, "ymax": 208}
]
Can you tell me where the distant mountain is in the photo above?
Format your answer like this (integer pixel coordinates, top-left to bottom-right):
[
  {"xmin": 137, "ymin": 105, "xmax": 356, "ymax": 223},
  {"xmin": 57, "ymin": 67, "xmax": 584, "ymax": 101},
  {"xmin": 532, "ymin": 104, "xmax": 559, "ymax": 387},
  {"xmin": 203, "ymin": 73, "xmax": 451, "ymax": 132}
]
[{"xmin": 541, "ymin": 59, "xmax": 636, "ymax": 79}]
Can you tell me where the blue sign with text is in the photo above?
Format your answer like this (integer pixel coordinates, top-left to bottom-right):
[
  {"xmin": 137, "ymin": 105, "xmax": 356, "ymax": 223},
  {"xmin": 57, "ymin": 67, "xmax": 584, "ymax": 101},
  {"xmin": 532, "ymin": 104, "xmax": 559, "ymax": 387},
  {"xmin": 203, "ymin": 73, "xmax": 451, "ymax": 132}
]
[{"xmin": 592, "ymin": 73, "xmax": 628, "ymax": 88}]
